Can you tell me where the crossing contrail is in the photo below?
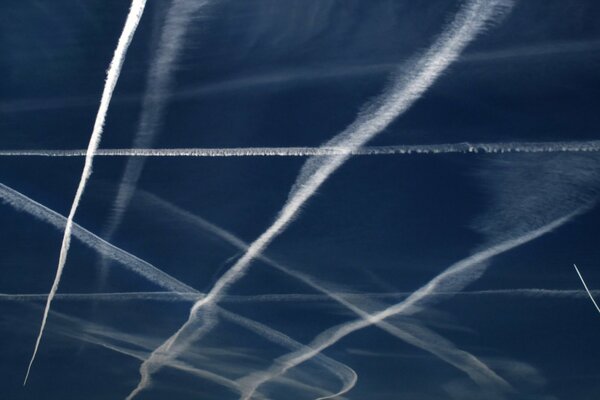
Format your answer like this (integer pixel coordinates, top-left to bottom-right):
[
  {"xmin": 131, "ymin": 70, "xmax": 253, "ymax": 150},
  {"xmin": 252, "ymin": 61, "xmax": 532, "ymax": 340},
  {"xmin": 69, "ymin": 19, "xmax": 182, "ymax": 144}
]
[
  {"xmin": 24, "ymin": 0, "xmax": 147, "ymax": 385},
  {"xmin": 1, "ymin": 140, "xmax": 600, "ymax": 158},
  {"xmin": 124, "ymin": 1, "xmax": 514, "ymax": 398},
  {"xmin": 573, "ymin": 264, "xmax": 600, "ymax": 314},
  {"xmin": 99, "ymin": 0, "xmax": 210, "ymax": 292}
]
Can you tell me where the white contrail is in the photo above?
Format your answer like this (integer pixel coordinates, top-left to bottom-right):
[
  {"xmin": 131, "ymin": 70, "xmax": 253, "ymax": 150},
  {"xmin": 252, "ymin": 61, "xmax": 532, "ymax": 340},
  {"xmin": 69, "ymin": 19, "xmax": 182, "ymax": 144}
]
[
  {"xmin": 237, "ymin": 210, "xmax": 585, "ymax": 399},
  {"xmin": 25, "ymin": 0, "xmax": 147, "ymax": 384},
  {"xmin": 99, "ymin": 0, "xmax": 210, "ymax": 290},
  {"xmin": 24, "ymin": 0, "xmax": 147, "ymax": 384},
  {"xmin": 0, "ymin": 182, "xmax": 195, "ymax": 294},
  {"xmin": 573, "ymin": 264, "xmax": 600, "ymax": 314},
  {"xmin": 125, "ymin": 1, "xmax": 513, "ymax": 397},
  {"xmin": 2, "ymin": 140, "xmax": 600, "ymax": 157},
  {"xmin": 0, "ymin": 182, "xmax": 355, "ymax": 396}
]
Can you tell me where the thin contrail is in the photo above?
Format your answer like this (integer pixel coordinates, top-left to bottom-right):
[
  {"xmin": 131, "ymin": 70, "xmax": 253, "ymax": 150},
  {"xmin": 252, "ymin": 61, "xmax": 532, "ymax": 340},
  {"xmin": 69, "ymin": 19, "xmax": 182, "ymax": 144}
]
[
  {"xmin": 237, "ymin": 210, "xmax": 585, "ymax": 399},
  {"xmin": 0, "ymin": 182, "xmax": 196, "ymax": 294},
  {"xmin": 2, "ymin": 140, "xmax": 600, "ymax": 157},
  {"xmin": 24, "ymin": 0, "xmax": 147, "ymax": 384},
  {"xmin": 573, "ymin": 264, "xmax": 600, "ymax": 314},
  {"xmin": 99, "ymin": 0, "xmax": 210, "ymax": 291},
  {"xmin": 125, "ymin": 1, "xmax": 513, "ymax": 397}
]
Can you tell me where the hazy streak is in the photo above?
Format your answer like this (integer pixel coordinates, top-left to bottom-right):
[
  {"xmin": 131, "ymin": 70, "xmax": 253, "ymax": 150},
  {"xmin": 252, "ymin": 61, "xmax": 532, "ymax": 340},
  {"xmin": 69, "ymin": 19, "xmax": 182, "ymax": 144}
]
[
  {"xmin": 573, "ymin": 264, "xmax": 600, "ymax": 314},
  {"xmin": 24, "ymin": 0, "xmax": 147, "ymax": 385},
  {"xmin": 2, "ymin": 140, "xmax": 600, "ymax": 158}
]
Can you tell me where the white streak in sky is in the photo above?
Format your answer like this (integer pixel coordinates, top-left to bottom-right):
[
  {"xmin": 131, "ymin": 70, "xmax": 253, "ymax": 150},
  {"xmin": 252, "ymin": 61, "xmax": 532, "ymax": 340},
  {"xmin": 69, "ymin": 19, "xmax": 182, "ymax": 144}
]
[
  {"xmin": 1, "ymin": 140, "xmax": 600, "ymax": 157},
  {"xmin": 0, "ymin": 182, "xmax": 195, "ymax": 294},
  {"xmin": 238, "ymin": 210, "xmax": 584, "ymax": 399},
  {"xmin": 100, "ymin": 0, "xmax": 209, "ymax": 289},
  {"xmin": 24, "ymin": 0, "xmax": 147, "ymax": 385},
  {"xmin": 573, "ymin": 264, "xmax": 600, "ymax": 314},
  {"xmin": 125, "ymin": 1, "xmax": 513, "ymax": 397}
]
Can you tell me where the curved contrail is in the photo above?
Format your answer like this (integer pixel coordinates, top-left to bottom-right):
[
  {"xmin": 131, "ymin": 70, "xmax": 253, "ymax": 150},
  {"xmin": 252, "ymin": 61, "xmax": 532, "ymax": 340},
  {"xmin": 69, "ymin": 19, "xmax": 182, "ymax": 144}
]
[
  {"xmin": 25, "ymin": 0, "xmax": 147, "ymax": 385},
  {"xmin": 237, "ymin": 209, "xmax": 585, "ymax": 399},
  {"xmin": 1, "ymin": 140, "xmax": 600, "ymax": 157},
  {"xmin": 125, "ymin": 1, "xmax": 514, "ymax": 398},
  {"xmin": 99, "ymin": 0, "xmax": 210, "ymax": 292}
]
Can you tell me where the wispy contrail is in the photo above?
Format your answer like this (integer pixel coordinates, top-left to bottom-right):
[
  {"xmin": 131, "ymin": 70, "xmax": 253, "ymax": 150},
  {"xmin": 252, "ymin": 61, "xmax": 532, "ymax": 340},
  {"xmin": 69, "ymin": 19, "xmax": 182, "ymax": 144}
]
[
  {"xmin": 0, "ymin": 182, "xmax": 195, "ymax": 294},
  {"xmin": 237, "ymin": 210, "xmax": 585, "ymax": 399},
  {"xmin": 99, "ymin": 0, "xmax": 210, "ymax": 291},
  {"xmin": 125, "ymin": 1, "xmax": 513, "ymax": 397},
  {"xmin": 24, "ymin": 0, "xmax": 147, "ymax": 384},
  {"xmin": 573, "ymin": 264, "xmax": 600, "ymax": 314},
  {"xmin": 2, "ymin": 140, "xmax": 600, "ymax": 157}
]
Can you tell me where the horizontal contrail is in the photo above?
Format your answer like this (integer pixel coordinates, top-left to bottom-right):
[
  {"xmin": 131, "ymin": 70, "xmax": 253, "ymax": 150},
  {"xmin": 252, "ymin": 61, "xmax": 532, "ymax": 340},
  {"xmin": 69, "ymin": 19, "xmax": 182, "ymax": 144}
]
[
  {"xmin": 1, "ymin": 140, "xmax": 600, "ymax": 158},
  {"xmin": 2, "ymin": 288, "xmax": 598, "ymax": 303}
]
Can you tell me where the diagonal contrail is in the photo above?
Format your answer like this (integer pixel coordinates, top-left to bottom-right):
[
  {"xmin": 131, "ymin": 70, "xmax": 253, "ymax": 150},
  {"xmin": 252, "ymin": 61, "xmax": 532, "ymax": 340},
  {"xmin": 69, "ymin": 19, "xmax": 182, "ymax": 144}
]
[
  {"xmin": 24, "ymin": 0, "xmax": 147, "ymax": 384},
  {"xmin": 124, "ymin": 1, "xmax": 514, "ymax": 398},
  {"xmin": 1, "ymin": 140, "xmax": 600, "ymax": 157},
  {"xmin": 573, "ymin": 264, "xmax": 600, "ymax": 314}
]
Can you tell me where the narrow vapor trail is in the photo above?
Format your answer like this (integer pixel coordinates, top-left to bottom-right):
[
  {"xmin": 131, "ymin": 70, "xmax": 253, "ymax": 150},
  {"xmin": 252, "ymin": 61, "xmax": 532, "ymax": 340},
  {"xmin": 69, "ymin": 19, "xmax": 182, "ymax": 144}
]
[
  {"xmin": 125, "ymin": 1, "xmax": 513, "ymax": 397},
  {"xmin": 99, "ymin": 0, "xmax": 210, "ymax": 291},
  {"xmin": 24, "ymin": 0, "xmax": 147, "ymax": 384},
  {"xmin": 2, "ymin": 140, "xmax": 600, "ymax": 158},
  {"xmin": 2, "ymin": 288, "xmax": 599, "ymax": 304},
  {"xmin": 573, "ymin": 264, "xmax": 600, "ymax": 314},
  {"xmin": 237, "ymin": 210, "xmax": 584, "ymax": 399},
  {"xmin": 0, "ymin": 182, "xmax": 196, "ymax": 294}
]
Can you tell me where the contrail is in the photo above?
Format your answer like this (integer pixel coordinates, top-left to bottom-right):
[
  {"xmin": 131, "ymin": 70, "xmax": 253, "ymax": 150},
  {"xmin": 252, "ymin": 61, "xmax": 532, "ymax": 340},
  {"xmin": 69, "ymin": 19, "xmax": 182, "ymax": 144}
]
[
  {"xmin": 2, "ymin": 140, "xmax": 600, "ymax": 157},
  {"xmin": 0, "ymin": 182, "xmax": 354, "ymax": 396},
  {"xmin": 237, "ymin": 210, "xmax": 585, "ymax": 399},
  {"xmin": 125, "ymin": 1, "xmax": 513, "ymax": 397},
  {"xmin": 0, "ymin": 182, "xmax": 196, "ymax": 294},
  {"xmin": 24, "ymin": 0, "xmax": 147, "ymax": 384},
  {"xmin": 99, "ymin": 0, "xmax": 210, "ymax": 292},
  {"xmin": 573, "ymin": 264, "xmax": 600, "ymax": 314},
  {"xmin": 2, "ymin": 288, "xmax": 599, "ymax": 304}
]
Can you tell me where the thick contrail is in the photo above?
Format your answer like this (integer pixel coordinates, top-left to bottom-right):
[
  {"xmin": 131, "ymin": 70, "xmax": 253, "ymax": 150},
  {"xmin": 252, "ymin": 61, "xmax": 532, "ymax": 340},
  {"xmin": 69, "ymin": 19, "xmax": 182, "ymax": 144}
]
[
  {"xmin": 573, "ymin": 264, "xmax": 600, "ymax": 314},
  {"xmin": 125, "ymin": 1, "xmax": 513, "ymax": 398},
  {"xmin": 0, "ymin": 182, "xmax": 195, "ymax": 294},
  {"xmin": 99, "ymin": 0, "xmax": 210, "ymax": 291},
  {"xmin": 24, "ymin": 0, "xmax": 147, "ymax": 384},
  {"xmin": 237, "ymin": 210, "xmax": 585, "ymax": 399},
  {"xmin": 2, "ymin": 140, "xmax": 600, "ymax": 157}
]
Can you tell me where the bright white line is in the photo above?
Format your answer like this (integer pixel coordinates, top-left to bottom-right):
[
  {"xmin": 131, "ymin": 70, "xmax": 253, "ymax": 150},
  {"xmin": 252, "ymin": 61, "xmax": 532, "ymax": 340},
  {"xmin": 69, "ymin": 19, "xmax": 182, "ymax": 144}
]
[
  {"xmin": 573, "ymin": 264, "xmax": 600, "ymax": 314},
  {"xmin": 24, "ymin": 0, "xmax": 147, "ymax": 385},
  {"xmin": 1, "ymin": 140, "xmax": 600, "ymax": 157}
]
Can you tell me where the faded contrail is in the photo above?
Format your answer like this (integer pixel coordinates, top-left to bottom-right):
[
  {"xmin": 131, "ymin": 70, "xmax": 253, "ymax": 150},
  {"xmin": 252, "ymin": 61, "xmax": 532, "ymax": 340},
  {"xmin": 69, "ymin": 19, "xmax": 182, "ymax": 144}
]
[
  {"xmin": 2, "ymin": 140, "xmax": 600, "ymax": 157},
  {"xmin": 99, "ymin": 0, "xmax": 210, "ymax": 291},
  {"xmin": 125, "ymin": 1, "xmax": 514, "ymax": 397},
  {"xmin": 573, "ymin": 264, "xmax": 600, "ymax": 314},
  {"xmin": 238, "ymin": 210, "xmax": 585, "ymax": 399},
  {"xmin": 24, "ymin": 0, "xmax": 147, "ymax": 384},
  {"xmin": 0, "ymin": 182, "xmax": 196, "ymax": 294}
]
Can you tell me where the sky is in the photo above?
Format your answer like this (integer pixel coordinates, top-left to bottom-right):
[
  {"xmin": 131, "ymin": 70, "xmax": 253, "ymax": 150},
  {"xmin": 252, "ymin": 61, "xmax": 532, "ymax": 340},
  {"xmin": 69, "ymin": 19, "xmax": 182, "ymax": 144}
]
[{"xmin": 1, "ymin": 0, "xmax": 600, "ymax": 399}]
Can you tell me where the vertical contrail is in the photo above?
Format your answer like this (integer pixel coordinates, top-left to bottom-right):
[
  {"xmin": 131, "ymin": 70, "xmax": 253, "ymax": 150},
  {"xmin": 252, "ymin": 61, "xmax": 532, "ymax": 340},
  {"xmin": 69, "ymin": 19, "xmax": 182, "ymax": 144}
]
[
  {"xmin": 24, "ymin": 0, "xmax": 147, "ymax": 385},
  {"xmin": 99, "ymin": 0, "xmax": 209, "ymax": 289},
  {"xmin": 125, "ymin": 0, "xmax": 513, "ymax": 398},
  {"xmin": 573, "ymin": 264, "xmax": 600, "ymax": 314}
]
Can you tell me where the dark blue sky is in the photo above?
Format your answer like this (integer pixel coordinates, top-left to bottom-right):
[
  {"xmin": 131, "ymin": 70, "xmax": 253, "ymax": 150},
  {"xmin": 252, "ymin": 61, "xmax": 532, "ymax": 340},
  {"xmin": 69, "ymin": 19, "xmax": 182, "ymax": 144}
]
[{"xmin": 1, "ymin": 1, "xmax": 600, "ymax": 399}]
